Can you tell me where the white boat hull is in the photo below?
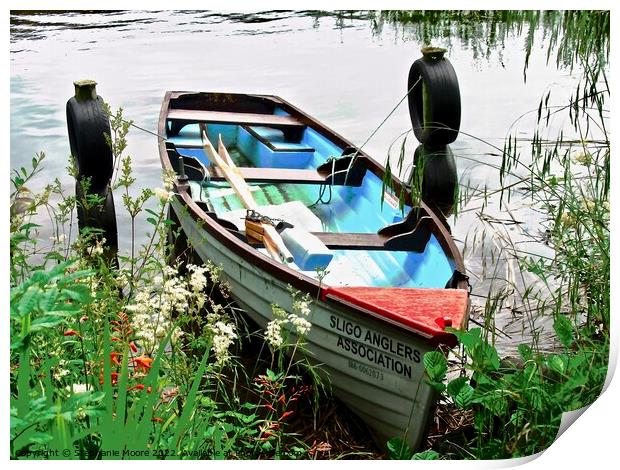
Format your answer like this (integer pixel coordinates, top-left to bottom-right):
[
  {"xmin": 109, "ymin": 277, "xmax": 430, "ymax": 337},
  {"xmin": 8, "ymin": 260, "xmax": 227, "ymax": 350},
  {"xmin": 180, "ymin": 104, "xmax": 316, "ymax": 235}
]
[{"xmin": 173, "ymin": 198, "xmax": 439, "ymax": 450}]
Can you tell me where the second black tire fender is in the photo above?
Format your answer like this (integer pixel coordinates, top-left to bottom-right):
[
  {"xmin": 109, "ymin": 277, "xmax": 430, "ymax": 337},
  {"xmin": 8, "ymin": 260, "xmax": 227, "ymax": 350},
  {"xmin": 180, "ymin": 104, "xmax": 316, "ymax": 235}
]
[
  {"xmin": 67, "ymin": 95, "xmax": 114, "ymax": 192},
  {"xmin": 75, "ymin": 180, "xmax": 118, "ymax": 256},
  {"xmin": 407, "ymin": 57, "xmax": 461, "ymax": 146},
  {"xmin": 408, "ymin": 144, "xmax": 458, "ymax": 218}
]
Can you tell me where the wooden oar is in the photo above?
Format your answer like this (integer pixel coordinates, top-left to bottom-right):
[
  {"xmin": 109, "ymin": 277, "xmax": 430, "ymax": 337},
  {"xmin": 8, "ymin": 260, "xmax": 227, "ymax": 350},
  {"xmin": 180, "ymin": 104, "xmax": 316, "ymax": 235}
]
[{"xmin": 200, "ymin": 128, "xmax": 294, "ymax": 264}]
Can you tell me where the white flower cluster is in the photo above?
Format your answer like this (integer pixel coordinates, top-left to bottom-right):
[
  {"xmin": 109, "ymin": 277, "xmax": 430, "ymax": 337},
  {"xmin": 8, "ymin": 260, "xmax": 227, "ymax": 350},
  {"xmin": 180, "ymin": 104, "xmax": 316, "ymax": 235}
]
[
  {"xmin": 292, "ymin": 299, "xmax": 311, "ymax": 317},
  {"xmin": 560, "ymin": 212, "xmax": 576, "ymax": 228},
  {"xmin": 210, "ymin": 321, "xmax": 237, "ymax": 365},
  {"xmin": 187, "ymin": 264, "xmax": 208, "ymax": 291},
  {"xmin": 187, "ymin": 264, "xmax": 209, "ymax": 309},
  {"xmin": 204, "ymin": 260, "xmax": 223, "ymax": 284},
  {"xmin": 153, "ymin": 170, "xmax": 177, "ymax": 204},
  {"xmin": 265, "ymin": 306, "xmax": 287, "ymax": 348},
  {"xmin": 163, "ymin": 169, "xmax": 176, "ymax": 191},
  {"xmin": 265, "ymin": 320, "xmax": 284, "ymax": 348},
  {"xmin": 49, "ymin": 233, "xmax": 67, "ymax": 244},
  {"xmin": 288, "ymin": 313, "xmax": 311, "ymax": 336},
  {"xmin": 264, "ymin": 292, "xmax": 312, "ymax": 349},
  {"xmin": 126, "ymin": 262, "xmax": 237, "ymax": 365},
  {"xmin": 603, "ymin": 200, "xmax": 610, "ymax": 212},
  {"xmin": 126, "ymin": 264, "xmax": 203, "ymax": 351},
  {"xmin": 582, "ymin": 197, "xmax": 596, "ymax": 212},
  {"xmin": 154, "ymin": 187, "xmax": 173, "ymax": 203},
  {"xmin": 86, "ymin": 237, "xmax": 106, "ymax": 257},
  {"xmin": 573, "ymin": 152, "xmax": 593, "ymax": 166},
  {"xmin": 53, "ymin": 359, "xmax": 70, "ymax": 381},
  {"xmin": 69, "ymin": 383, "xmax": 93, "ymax": 394}
]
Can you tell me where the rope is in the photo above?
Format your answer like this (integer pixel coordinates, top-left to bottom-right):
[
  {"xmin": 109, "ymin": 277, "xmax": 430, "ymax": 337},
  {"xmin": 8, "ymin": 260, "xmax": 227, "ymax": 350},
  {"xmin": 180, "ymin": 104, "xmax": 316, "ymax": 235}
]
[
  {"xmin": 342, "ymin": 75, "xmax": 423, "ymax": 185},
  {"xmin": 310, "ymin": 157, "xmax": 336, "ymax": 206},
  {"xmin": 120, "ymin": 76, "xmax": 423, "ymax": 200},
  {"xmin": 124, "ymin": 120, "xmax": 168, "ymax": 140}
]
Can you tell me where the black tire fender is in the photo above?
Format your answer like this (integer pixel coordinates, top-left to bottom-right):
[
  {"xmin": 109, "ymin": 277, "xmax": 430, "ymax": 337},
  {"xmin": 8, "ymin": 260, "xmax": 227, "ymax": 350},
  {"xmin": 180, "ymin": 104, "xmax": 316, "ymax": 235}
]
[
  {"xmin": 407, "ymin": 57, "xmax": 461, "ymax": 146},
  {"xmin": 75, "ymin": 180, "xmax": 118, "ymax": 255},
  {"xmin": 66, "ymin": 95, "xmax": 113, "ymax": 192},
  {"xmin": 408, "ymin": 144, "xmax": 458, "ymax": 218}
]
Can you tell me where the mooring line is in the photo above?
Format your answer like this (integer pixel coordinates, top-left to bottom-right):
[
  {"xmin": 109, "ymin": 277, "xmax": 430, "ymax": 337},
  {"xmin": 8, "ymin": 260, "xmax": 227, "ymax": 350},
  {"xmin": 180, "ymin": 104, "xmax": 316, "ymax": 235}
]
[
  {"xmin": 342, "ymin": 75, "xmax": 422, "ymax": 184},
  {"xmin": 121, "ymin": 75, "xmax": 422, "ymax": 183},
  {"xmin": 124, "ymin": 119, "xmax": 168, "ymax": 140}
]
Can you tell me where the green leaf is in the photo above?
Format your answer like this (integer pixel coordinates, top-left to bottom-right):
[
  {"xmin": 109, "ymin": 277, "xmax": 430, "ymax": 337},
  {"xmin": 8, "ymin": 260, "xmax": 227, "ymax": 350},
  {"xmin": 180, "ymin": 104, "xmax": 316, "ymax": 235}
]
[
  {"xmin": 469, "ymin": 340, "xmax": 501, "ymax": 372},
  {"xmin": 447, "ymin": 376, "xmax": 468, "ymax": 397},
  {"xmin": 554, "ymin": 316, "xmax": 574, "ymax": 347},
  {"xmin": 30, "ymin": 316, "xmax": 67, "ymax": 331},
  {"xmin": 387, "ymin": 437, "xmax": 412, "ymax": 459},
  {"xmin": 60, "ymin": 284, "xmax": 92, "ymax": 303},
  {"xmin": 447, "ymin": 377, "xmax": 475, "ymax": 408},
  {"xmin": 423, "ymin": 351, "xmax": 447, "ymax": 382},
  {"xmin": 412, "ymin": 449, "xmax": 440, "ymax": 460},
  {"xmin": 455, "ymin": 387, "xmax": 475, "ymax": 409},
  {"xmin": 38, "ymin": 287, "xmax": 62, "ymax": 312},
  {"xmin": 10, "ymin": 414, "xmax": 26, "ymax": 430},
  {"xmin": 29, "ymin": 432, "xmax": 54, "ymax": 445},
  {"xmin": 456, "ymin": 328, "xmax": 483, "ymax": 350},
  {"xmin": 59, "ymin": 269, "xmax": 96, "ymax": 284},
  {"xmin": 265, "ymin": 368, "xmax": 280, "ymax": 381},
  {"xmin": 428, "ymin": 381, "xmax": 446, "ymax": 393},
  {"xmin": 476, "ymin": 390, "xmax": 509, "ymax": 416},
  {"xmin": 19, "ymin": 222, "xmax": 41, "ymax": 232},
  {"xmin": 527, "ymin": 386, "xmax": 546, "ymax": 412},
  {"xmin": 547, "ymin": 354, "xmax": 568, "ymax": 376},
  {"xmin": 18, "ymin": 285, "xmax": 42, "ymax": 316},
  {"xmin": 518, "ymin": 344, "xmax": 533, "ymax": 361}
]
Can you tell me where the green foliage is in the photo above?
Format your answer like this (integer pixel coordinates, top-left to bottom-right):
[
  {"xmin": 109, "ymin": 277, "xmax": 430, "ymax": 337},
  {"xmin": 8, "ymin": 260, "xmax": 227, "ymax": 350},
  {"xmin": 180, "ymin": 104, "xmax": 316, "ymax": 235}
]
[
  {"xmin": 420, "ymin": 325, "xmax": 608, "ymax": 458},
  {"xmin": 387, "ymin": 437, "xmax": 440, "ymax": 460},
  {"xmin": 9, "ymin": 107, "xmax": 319, "ymax": 460},
  {"xmin": 422, "ymin": 351, "xmax": 447, "ymax": 392},
  {"xmin": 386, "ymin": 437, "xmax": 412, "ymax": 460},
  {"xmin": 390, "ymin": 9, "xmax": 611, "ymax": 461}
]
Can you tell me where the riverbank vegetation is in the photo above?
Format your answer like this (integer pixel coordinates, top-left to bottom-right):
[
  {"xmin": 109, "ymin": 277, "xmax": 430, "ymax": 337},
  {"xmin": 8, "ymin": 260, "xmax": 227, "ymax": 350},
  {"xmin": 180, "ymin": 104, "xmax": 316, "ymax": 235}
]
[
  {"xmin": 10, "ymin": 111, "xmax": 383, "ymax": 459},
  {"xmin": 383, "ymin": 9, "xmax": 609, "ymax": 459},
  {"xmin": 10, "ymin": 9, "xmax": 609, "ymax": 461}
]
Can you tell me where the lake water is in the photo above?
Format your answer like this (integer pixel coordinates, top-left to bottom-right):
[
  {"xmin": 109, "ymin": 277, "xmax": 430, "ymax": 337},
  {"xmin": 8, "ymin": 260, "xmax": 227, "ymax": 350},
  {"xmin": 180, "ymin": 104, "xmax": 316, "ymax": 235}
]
[{"xmin": 10, "ymin": 11, "xmax": 581, "ymax": 355}]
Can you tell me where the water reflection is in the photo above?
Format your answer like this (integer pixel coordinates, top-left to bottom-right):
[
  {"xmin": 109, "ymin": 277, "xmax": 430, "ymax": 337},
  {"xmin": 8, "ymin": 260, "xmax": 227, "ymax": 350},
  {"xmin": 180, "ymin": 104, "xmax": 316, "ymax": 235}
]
[{"xmin": 408, "ymin": 144, "xmax": 458, "ymax": 218}]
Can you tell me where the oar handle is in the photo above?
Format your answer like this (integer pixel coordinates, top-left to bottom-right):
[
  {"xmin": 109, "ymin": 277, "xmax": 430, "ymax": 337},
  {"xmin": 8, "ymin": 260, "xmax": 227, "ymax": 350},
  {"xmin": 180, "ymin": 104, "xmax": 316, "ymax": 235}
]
[
  {"xmin": 263, "ymin": 225, "xmax": 294, "ymax": 263},
  {"xmin": 200, "ymin": 129, "xmax": 294, "ymax": 264}
]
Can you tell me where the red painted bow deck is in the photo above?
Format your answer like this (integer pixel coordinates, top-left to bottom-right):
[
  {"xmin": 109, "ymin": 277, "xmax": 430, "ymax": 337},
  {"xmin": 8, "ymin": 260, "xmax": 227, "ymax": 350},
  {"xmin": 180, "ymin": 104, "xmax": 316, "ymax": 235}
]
[{"xmin": 321, "ymin": 286, "xmax": 469, "ymax": 347}]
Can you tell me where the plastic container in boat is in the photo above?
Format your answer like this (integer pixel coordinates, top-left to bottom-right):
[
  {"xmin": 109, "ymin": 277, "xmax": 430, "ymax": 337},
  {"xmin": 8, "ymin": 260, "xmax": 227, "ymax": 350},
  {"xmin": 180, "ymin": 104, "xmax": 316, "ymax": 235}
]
[{"xmin": 280, "ymin": 227, "xmax": 333, "ymax": 271}]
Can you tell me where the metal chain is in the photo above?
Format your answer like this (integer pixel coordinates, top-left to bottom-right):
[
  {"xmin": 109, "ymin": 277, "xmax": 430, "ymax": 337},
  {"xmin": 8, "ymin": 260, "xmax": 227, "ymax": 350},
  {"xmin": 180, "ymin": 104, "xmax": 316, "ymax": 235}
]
[{"xmin": 244, "ymin": 209, "xmax": 288, "ymax": 227}]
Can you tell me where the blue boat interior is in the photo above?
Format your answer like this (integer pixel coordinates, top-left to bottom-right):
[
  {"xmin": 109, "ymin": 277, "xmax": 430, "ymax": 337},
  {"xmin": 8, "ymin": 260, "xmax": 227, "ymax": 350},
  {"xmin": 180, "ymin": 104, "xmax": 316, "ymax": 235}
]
[{"xmin": 166, "ymin": 112, "xmax": 456, "ymax": 289}]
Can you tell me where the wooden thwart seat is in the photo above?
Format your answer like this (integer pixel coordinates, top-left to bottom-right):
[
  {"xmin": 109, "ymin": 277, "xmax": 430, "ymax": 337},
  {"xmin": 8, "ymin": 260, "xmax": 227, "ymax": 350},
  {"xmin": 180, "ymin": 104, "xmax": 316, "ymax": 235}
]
[
  {"xmin": 167, "ymin": 109, "xmax": 305, "ymax": 128},
  {"xmin": 313, "ymin": 219, "xmax": 431, "ymax": 252},
  {"xmin": 247, "ymin": 218, "xmax": 432, "ymax": 253},
  {"xmin": 207, "ymin": 166, "xmax": 327, "ymax": 184},
  {"xmin": 312, "ymin": 232, "xmax": 392, "ymax": 250}
]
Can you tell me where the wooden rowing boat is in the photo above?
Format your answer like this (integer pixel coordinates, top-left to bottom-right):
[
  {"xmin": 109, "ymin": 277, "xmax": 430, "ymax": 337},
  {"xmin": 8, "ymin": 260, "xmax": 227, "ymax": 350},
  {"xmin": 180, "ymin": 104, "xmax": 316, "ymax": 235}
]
[{"xmin": 158, "ymin": 85, "xmax": 469, "ymax": 450}]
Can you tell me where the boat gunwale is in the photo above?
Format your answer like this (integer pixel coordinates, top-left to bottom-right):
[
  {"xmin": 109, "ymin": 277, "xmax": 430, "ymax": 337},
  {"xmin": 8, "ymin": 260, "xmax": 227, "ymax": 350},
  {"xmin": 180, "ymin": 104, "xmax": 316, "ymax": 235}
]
[{"xmin": 158, "ymin": 90, "xmax": 469, "ymax": 346}]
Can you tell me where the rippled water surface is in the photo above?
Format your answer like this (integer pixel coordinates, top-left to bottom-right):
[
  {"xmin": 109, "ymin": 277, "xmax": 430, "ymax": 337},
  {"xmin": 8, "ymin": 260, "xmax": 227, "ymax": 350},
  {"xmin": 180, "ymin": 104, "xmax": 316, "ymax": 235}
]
[{"xmin": 10, "ymin": 10, "xmax": 581, "ymax": 354}]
